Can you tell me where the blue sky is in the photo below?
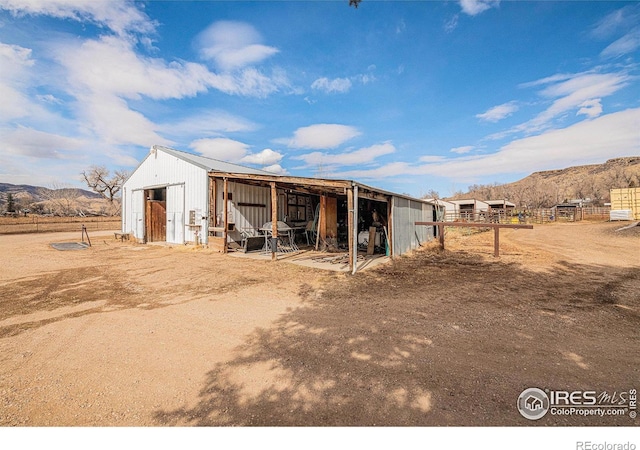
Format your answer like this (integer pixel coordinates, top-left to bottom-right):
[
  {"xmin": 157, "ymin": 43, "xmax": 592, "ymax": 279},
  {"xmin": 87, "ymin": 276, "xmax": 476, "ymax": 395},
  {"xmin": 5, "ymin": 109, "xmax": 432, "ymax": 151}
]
[{"xmin": 0, "ymin": 0, "xmax": 638, "ymax": 198}]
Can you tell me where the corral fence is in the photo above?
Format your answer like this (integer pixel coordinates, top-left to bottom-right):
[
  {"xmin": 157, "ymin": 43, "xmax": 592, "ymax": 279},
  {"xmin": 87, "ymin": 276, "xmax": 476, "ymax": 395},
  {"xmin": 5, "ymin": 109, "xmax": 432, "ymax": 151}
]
[
  {"xmin": 0, "ymin": 215, "xmax": 121, "ymax": 234},
  {"xmin": 519, "ymin": 206, "xmax": 611, "ymax": 224},
  {"xmin": 443, "ymin": 206, "xmax": 612, "ymax": 225}
]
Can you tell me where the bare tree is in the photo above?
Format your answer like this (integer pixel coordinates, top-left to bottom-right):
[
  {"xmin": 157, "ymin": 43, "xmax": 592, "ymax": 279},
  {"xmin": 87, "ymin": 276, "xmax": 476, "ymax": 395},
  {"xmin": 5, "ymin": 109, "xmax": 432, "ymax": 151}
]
[
  {"xmin": 36, "ymin": 183, "xmax": 82, "ymax": 216},
  {"xmin": 82, "ymin": 166, "xmax": 129, "ymax": 203},
  {"xmin": 423, "ymin": 189, "xmax": 440, "ymax": 200}
]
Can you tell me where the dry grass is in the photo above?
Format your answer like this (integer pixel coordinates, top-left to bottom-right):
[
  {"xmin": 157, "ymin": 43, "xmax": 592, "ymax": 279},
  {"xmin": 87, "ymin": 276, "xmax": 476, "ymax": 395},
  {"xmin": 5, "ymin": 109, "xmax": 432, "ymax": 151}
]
[{"xmin": 0, "ymin": 216, "xmax": 121, "ymax": 234}]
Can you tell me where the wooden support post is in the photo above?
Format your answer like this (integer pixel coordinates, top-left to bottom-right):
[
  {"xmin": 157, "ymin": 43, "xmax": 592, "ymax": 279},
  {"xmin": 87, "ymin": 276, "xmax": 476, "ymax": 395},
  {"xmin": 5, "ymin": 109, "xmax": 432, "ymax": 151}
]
[
  {"xmin": 222, "ymin": 178, "xmax": 228, "ymax": 254},
  {"xmin": 415, "ymin": 221, "xmax": 533, "ymax": 258},
  {"xmin": 347, "ymin": 187, "xmax": 354, "ymax": 272},
  {"xmin": 352, "ymin": 184, "xmax": 358, "ymax": 274},
  {"xmin": 387, "ymin": 197, "xmax": 393, "ymax": 257},
  {"xmin": 316, "ymin": 195, "xmax": 326, "ymax": 251},
  {"xmin": 209, "ymin": 176, "xmax": 216, "ymax": 239},
  {"xmin": 367, "ymin": 226, "xmax": 376, "ymax": 255},
  {"xmin": 271, "ymin": 182, "xmax": 277, "ymax": 261}
]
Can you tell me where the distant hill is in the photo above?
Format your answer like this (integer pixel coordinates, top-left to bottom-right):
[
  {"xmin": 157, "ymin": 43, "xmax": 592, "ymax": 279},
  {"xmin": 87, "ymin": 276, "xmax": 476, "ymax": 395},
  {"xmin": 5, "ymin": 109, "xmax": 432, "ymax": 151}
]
[
  {"xmin": 0, "ymin": 183, "xmax": 100, "ymax": 200},
  {"xmin": 445, "ymin": 157, "xmax": 640, "ymax": 208},
  {"xmin": 0, "ymin": 183, "xmax": 115, "ymax": 215}
]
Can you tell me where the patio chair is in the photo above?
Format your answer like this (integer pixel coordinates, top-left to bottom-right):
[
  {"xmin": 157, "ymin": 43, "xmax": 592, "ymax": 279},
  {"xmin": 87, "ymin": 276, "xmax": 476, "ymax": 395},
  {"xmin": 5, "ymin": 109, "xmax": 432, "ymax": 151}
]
[{"xmin": 304, "ymin": 220, "xmax": 317, "ymax": 246}]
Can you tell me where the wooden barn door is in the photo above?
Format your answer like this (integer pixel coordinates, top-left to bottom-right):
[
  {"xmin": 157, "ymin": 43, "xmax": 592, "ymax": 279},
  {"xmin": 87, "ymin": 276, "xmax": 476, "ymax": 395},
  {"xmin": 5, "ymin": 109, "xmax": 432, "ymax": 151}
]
[{"xmin": 145, "ymin": 199, "xmax": 166, "ymax": 242}]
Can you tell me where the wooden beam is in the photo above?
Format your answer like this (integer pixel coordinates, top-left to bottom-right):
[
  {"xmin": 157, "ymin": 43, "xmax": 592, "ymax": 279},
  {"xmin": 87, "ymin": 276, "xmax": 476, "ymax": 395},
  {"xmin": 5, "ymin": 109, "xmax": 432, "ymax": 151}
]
[
  {"xmin": 352, "ymin": 184, "xmax": 358, "ymax": 274},
  {"xmin": 387, "ymin": 197, "xmax": 393, "ymax": 257},
  {"xmin": 357, "ymin": 190, "xmax": 390, "ymax": 202},
  {"xmin": 222, "ymin": 178, "xmax": 228, "ymax": 254},
  {"xmin": 271, "ymin": 182, "xmax": 277, "ymax": 261},
  {"xmin": 347, "ymin": 187, "xmax": 354, "ymax": 273},
  {"xmin": 317, "ymin": 195, "xmax": 326, "ymax": 251},
  {"xmin": 209, "ymin": 172, "xmax": 350, "ymax": 190},
  {"xmin": 209, "ymin": 176, "xmax": 216, "ymax": 237},
  {"xmin": 367, "ymin": 226, "xmax": 376, "ymax": 255},
  {"xmin": 236, "ymin": 202, "xmax": 266, "ymax": 208}
]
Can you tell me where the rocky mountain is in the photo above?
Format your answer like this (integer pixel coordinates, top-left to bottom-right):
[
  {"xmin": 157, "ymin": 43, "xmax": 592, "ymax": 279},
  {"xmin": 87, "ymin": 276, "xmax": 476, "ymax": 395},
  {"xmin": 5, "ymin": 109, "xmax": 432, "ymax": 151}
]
[
  {"xmin": 0, "ymin": 183, "xmax": 112, "ymax": 215},
  {"xmin": 445, "ymin": 157, "xmax": 640, "ymax": 208}
]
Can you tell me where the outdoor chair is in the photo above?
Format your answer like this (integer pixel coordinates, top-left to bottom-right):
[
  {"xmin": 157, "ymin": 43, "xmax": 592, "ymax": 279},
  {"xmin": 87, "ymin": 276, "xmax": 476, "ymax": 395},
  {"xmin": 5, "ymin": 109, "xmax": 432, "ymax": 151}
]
[{"xmin": 304, "ymin": 220, "xmax": 317, "ymax": 246}]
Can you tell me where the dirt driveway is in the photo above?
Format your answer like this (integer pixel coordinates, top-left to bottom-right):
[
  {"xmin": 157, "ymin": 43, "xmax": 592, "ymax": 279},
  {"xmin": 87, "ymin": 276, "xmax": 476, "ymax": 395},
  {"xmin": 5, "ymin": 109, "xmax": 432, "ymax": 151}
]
[{"xmin": 0, "ymin": 222, "xmax": 638, "ymax": 426}]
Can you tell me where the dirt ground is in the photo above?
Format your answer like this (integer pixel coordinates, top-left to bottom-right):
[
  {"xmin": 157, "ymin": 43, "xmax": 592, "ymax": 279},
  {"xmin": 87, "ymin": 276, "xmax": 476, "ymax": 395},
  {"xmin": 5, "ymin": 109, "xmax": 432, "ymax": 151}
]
[{"xmin": 0, "ymin": 221, "xmax": 638, "ymax": 426}]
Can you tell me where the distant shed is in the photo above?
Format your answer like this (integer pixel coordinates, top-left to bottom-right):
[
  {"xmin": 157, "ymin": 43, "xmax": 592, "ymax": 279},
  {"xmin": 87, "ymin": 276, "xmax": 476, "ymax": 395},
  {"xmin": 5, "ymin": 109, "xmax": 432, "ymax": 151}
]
[{"xmin": 449, "ymin": 199, "xmax": 490, "ymax": 221}]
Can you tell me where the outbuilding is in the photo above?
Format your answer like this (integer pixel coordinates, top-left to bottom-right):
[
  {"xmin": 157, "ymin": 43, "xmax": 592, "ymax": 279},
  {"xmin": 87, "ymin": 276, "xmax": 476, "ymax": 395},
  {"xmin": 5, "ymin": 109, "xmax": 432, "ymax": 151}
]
[
  {"xmin": 121, "ymin": 145, "xmax": 436, "ymax": 273},
  {"xmin": 449, "ymin": 199, "xmax": 490, "ymax": 221}
]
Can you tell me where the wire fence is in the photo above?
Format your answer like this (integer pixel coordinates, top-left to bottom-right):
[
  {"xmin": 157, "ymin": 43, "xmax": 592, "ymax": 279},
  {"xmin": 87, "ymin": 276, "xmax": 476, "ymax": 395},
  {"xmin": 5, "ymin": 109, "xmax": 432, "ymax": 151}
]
[{"xmin": 0, "ymin": 215, "xmax": 121, "ymax": 234}]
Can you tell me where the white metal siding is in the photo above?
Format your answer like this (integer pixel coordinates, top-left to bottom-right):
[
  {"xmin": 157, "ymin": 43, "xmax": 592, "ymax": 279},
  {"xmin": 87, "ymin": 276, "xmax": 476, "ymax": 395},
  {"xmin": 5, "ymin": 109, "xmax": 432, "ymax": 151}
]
[
  {"xmin": 392, "ymin": 197, "xmax": 434, "ymax": 256},
  {"xmin": 214, "ymin": 180, "xmax": 273, "ymax": 242},
  {"xmin": 122, "ymin": 148, "xmax": 209, "ymax": 244},
  {"xmin": 167, "ymin": 184, "xmax": 185, "ymax": 244},
  {"xmin": 131, "ymin": 189, "xmax": 144, "ymax": 239}
]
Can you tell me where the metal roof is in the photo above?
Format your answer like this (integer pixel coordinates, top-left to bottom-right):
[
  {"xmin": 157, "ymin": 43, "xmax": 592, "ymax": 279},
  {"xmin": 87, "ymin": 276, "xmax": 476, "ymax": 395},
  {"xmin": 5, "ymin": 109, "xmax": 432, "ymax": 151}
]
[
  {"xmin": 146, "ymin": 145, "xmax": 435, "ymax": 206},
  {"xmin": 485, "ymin": 199, "xmax": 516, "ymax": 207},
  {"xmin": 153, "ymin": 145, "xmax": 274, "ymax": 175}
]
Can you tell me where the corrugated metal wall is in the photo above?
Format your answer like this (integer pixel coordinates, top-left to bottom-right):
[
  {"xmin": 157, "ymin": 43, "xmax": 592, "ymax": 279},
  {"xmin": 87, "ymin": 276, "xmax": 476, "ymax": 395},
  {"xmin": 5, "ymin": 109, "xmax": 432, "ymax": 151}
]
[
  {"xmin": 214, "ymin": 180, "xmax": 288, "ymax": 242},
  {"xmin": 610, "ymin": 187, "xmax": 640, "ymax": 220},
  {"xmin": 392, "ymin": 197, "xmax": 434, "ymax": 256},
  {"xmin": 122, "ymin": 148, "xmax": 209, "ymax": 244}
]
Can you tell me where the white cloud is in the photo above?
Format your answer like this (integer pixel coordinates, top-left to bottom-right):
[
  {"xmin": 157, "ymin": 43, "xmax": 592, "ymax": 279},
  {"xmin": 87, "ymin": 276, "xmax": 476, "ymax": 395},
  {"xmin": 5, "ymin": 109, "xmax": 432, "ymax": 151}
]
[
  {"xmin": 77, "ymin": 93, "xmax": 169, "ymax": 147},
  {"xmin": 279, "ymin": 124, "xmax": 361, "ymax": 149},
  {"xmin": 488, "ymin": 70, "xmax": 631, "ymax": 140},
  {"xmin": 601, "ymin": 28, "xmax": 640, "ymax": 59},
  {"xmin": 55, "ymin": 35, "xmax": 215, "ymax": 100},
  {"xmin": 576, "ymin": 99, "xmax": 603, "ymax": 118},
  {"xmin": 49, "ymin": 34, "xmax": 289, "ymax": 148},
  {"xmin": 195, "ymin": 21, "xmax": 279, "ymax": 71},
  {"xmin": 1, "ymin": 126, "xmax": 86, "ymax": 158},
  {"xmin": 476, "ymin": 102, "xmax": 519, "ymax": 122},
  {"xmin": 36, "ymin": 94, "xmax": 63, "ymax": 105},
  {"xmin": 444, "ymin": 14, "xmax": 459, "ymax": 33},
  {"xmin": 163, "ymin": 110, "xmax": 257, "ymax": 138},
  {"xmin": 296, "ymin": 142, "xmax": 395, "ymax": 167},
  {"xmin": 189, "ymin": 139, "xmax": 285, "ymax": 170},
  {"xmin": 0, "ymin": 0, "xmax": 156, "ymax": 36},
  {"xmin": 0, "ymin": 42, "xmax": 34, "ymax": 120},
  {"xmin": 334, "ymin": 109, "xmax": 640, "ymax": 182},
  {"xmin": 591, "ymin": 5, "xmax": 640, "ymax": 39},
  {"xmin": 419, "ymin": 155, "xmax": 446, "ymax": 163},
  {"xmin": 450, "ymin": 146, "xmax": 474, "ymax": 154},
  {"xmin": 262, "ymin": 164, "xmax": 288, "ymax": 175},
  {"xmin": 311, "ymin": 77, "xmax": 352, "ymax": 94},
  {"xmin": 529, "ymin": 71, "xmax": 627, "ymax": 128},
  {"xmin": 459, "ymin": 0, "xmax": 500, "ymax": 16},
  {"xmin": 189, "ymin": 138, "xmax": 250, "ymax": 161},
  {"xmin": 240, "ymin": 148, "xmax": 283, "ymax": 166}
]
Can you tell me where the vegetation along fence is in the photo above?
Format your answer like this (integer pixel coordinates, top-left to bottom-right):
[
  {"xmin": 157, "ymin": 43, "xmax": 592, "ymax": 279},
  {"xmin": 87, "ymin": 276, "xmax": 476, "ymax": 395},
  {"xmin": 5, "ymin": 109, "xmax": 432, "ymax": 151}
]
[{"xmin": 0, "ymin": 215, "xmax": 121, "ymax": 234}]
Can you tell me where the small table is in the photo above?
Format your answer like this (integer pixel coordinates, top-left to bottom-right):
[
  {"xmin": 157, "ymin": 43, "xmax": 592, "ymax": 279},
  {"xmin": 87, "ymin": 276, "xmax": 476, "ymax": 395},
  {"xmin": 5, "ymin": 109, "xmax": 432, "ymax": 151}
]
[{"xmin": 259, "ymin": 221, "xmax": 299, "ymax": 253}]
